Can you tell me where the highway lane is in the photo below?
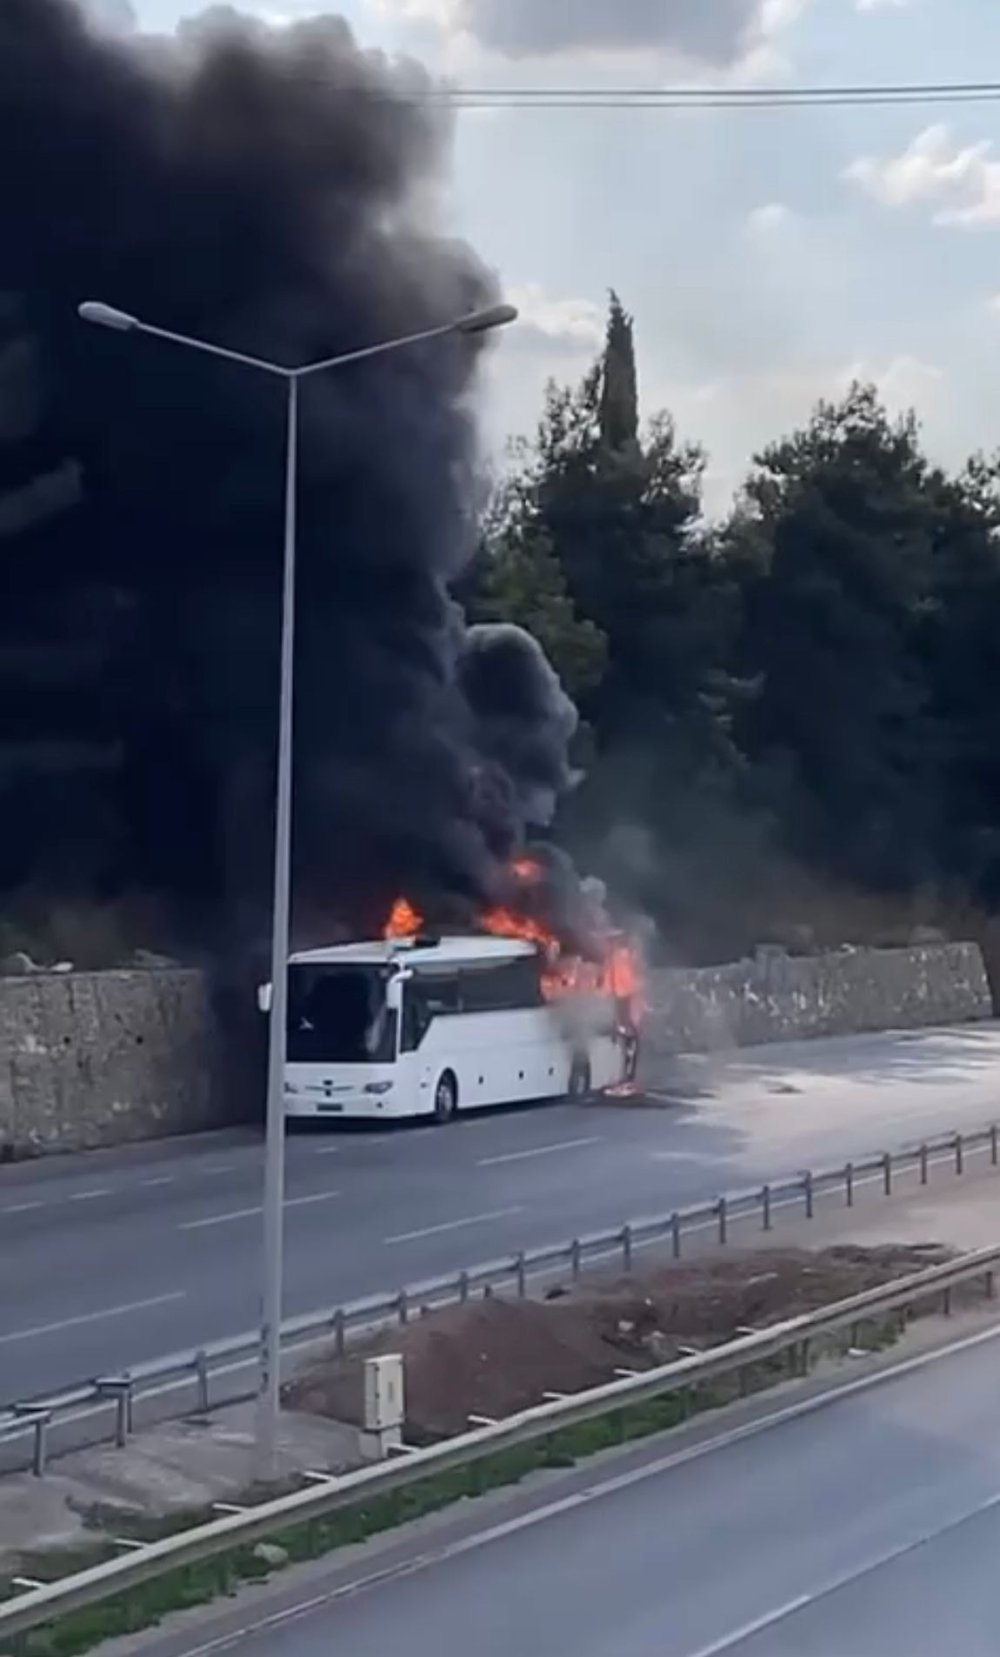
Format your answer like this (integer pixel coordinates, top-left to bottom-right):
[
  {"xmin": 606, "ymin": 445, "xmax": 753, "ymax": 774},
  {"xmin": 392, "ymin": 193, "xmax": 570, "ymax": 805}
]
[
  {"xmin": 142, "ymin": 1327, "xmax": 1000, "ymax": 1657},
  {"xmin": 2, "ymin": 1020, "xmax": 999, "ymax": 1400}
]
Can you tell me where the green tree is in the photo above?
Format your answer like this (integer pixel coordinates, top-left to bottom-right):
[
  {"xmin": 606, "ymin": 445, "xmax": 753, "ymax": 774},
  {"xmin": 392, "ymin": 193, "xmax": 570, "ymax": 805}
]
[
  {"xmin": 467, "ymin": 473, "xmax": 607, "ymax": 702},
  {"xmin": 484, "ymin": 294, "xmax": 758, "ymax": 934},
  {"xmin": 729, "ymin": 383, "xmax": 1000, "ymax": 899}
]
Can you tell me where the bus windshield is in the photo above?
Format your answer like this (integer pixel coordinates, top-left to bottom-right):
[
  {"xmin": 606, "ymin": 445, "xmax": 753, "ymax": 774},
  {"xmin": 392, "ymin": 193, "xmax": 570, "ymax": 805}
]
[{"xmin": 287, "ymin": 965, "xmax": 397, "ymax": 1064}]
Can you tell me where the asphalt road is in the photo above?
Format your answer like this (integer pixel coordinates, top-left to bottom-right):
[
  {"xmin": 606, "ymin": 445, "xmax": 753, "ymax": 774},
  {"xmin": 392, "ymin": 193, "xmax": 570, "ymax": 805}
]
[
  {"xmin": 140, "ymin": 1327, "xmax": 1000, "ymax": 1657},
  {"xmin": 2, "ymin": 1020, "xmax": 999, "ymax": 1403}
]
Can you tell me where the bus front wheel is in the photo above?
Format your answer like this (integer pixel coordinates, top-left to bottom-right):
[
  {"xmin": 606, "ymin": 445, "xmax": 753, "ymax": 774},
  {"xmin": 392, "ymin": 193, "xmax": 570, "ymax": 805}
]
[{"xmin": 433, "ymin": 1071, "xmax": 458, "ymax": 1124}]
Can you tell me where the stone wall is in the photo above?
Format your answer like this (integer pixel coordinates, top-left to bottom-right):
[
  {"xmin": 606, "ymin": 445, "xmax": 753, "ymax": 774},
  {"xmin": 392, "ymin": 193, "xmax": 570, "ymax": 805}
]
[
  {"xmin": 643, "ymin": 942, "xmax": 993, "ymax": 1061},
  {"xmin": 0, "ymin": 968, "xmax": 220, "ymax": 1158},
  {"xmin": 0, "ymin": 943, "xmax": 992, "ymax": 1158}
]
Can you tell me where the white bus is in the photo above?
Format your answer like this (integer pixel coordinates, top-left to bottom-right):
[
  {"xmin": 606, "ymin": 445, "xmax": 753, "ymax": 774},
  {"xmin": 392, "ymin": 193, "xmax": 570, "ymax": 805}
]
[{"xmin": 261, "ymin": 934, "xmax": 639, "ymax": 1123}]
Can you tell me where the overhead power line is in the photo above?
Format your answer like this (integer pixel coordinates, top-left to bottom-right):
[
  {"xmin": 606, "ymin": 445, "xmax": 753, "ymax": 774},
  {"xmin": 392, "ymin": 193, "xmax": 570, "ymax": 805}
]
[{"xmin": 392, "ymin": 78, "xmax": 1000, "ymax": 110}]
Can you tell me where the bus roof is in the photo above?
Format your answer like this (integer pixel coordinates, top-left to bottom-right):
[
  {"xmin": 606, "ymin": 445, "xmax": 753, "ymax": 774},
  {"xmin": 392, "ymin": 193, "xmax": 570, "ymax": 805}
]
[{"xmin": 288, "ymin": 935, "xmax": 539, "ymax": 969}]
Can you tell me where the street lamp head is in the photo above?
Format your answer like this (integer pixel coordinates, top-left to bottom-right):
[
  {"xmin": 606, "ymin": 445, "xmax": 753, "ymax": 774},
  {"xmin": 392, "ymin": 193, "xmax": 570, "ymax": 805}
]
[
  {"xmin": 78, "ymin": 300, "xmax": 140, "ymax": 333},
  {"xmin": 457, "ymin": 301, "xmax": 519, "ymax": 336}
]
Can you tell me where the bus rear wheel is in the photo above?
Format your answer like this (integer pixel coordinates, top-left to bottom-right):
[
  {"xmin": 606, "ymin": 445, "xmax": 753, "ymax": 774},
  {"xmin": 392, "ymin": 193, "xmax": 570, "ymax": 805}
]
[
  {"xmin": 433, "ymin": 1071, "xmax": 458, "ymax": 1124},
  {"xmin": 567, "ymin": 1056, "xmax": 591, "ymax": 1102}
]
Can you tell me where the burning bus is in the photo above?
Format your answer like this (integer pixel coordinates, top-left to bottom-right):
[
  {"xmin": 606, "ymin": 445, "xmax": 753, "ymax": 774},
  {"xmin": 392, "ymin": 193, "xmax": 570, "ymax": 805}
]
[
  {"xmin": 264, "ymin": 927, "xmax": 639, "ymax": 1123},
  {"xmin": 258, "ymin": 854, "xmax": 643, "ymax": 1122}
]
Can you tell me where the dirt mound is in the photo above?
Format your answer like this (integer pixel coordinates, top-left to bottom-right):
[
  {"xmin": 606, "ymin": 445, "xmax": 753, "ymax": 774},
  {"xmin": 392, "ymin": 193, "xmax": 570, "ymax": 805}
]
[{"xmin": 284, "ymin": 1243, "xmax": 949, "ymax": 1440}]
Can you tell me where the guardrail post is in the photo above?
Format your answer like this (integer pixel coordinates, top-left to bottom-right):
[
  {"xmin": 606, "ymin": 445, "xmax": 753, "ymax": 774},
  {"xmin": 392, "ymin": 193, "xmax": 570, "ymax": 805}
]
[
  {"xmin": 882, "ymin": 1152, "xmax": 892, "ymax": 1196},
  {"xmin": 804, "ymin": 1171, "xmax": 814, "ymax": 1220},
  {"xmin": 954, "ymin": 1134, "xmax": 964, "ymax": 1176},
  {"xmin": 333, "ymin": 1308, "xmax": 346, "ymax": 1357},
  {"xmin": 621, "ymin": 1225, "xmax": 634, "ymax": 1272},
  {"xmin": 458, "ymin": 1271, "xmax": 470, "ymax": 1304},
  {"xmin": 943, "ymin": 1286, "xmax": 952, "ymax": 1317},
  {"xmin": 845, "ymin": 1162, "xmax": 854, "ymax": 1207},
  {"xmin": 671, "ymin": 1211, "xmax": 682, "ymax": 1260},
  {"xmin": 95, "ymin": 1378, "xmax": 133, "ymax": 1448},
  {"xmin": 397, "ymin": 1289, "xmax": 409, "ymax": 1327},
  {"xmin": 761, "ymin": 1184, "xmax": 772, "ymax": 1231},
  {"xmin": 571, "ymin": 1239, "xmax": 582, "ymax": 1279},
  {"xmin": 920, "ymin": 1143, "xmax": 929, "ymax": 1186},
  {"xmin": 992, "ymin": 1124, "xmax": 999, "ymax": 1168},
  {"xmin": 516, "ymin": 1251, "xmax": 527, "ymax": 1298},
  {"xmin": 987, "ymin": 1271, "xmax": 996, "ymax": 1301},
  {"xmin": 195, "ymin": 1350, "xmax": 210, "ymax": 1416},
  {"xmin": 32, "ymin": 1413, "xmax": 49, "ymax": 1478},
  {"xmin": 717, "ymin": 1197, "xmax": 728, "ymax": 1246}
]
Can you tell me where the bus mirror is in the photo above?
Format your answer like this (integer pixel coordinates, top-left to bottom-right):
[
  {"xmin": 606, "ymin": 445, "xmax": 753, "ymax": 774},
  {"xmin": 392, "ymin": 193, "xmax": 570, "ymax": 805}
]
[
  {"xmin": 386, "ymin": 969, "xmax": 412, "ymax": 1011},
  {"xmin": 257, "ymin": 982, "xmax": 272, "ymax": 1015}
]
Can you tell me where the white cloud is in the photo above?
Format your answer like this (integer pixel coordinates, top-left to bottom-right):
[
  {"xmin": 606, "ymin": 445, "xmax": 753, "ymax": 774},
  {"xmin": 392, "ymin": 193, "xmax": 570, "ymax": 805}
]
[
  {"xmin": 846, "ymin": 124, "xmax": 1000, "ymax": 226},
  {"xmin": 746, "ymin": 201, "xmax": 792, "ymax": 233},
  {"xmin": 506, "ymin": 283, "xmax": 604, "ymax": 354},
  {"xmin": 643, "ymin": 355, "xmax": 944, "ymax": 517},
  {"xmin": 855, "ymin": 0, "xmax": 909, "ymax": 10}
]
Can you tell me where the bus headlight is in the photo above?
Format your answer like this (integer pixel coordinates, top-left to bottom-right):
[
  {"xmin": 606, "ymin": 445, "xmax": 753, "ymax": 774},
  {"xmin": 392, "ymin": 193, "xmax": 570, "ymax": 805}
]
[{"xmin": 364, "ymin": 1081, "xmax": 394, "ymax": 1095}]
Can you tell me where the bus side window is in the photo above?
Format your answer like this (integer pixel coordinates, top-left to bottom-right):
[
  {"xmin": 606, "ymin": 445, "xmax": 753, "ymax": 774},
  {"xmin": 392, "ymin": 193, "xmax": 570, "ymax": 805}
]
[
  {"xmin": 460, "ymin": 958, "xmax": 544, "ymax": 1012},
  {"xmin": 400, "ymin": 973, "xmax": 460, "ymax": 1052}
]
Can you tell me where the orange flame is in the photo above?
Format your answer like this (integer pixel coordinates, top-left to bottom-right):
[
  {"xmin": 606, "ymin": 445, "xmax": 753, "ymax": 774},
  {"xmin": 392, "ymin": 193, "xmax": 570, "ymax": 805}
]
[
  {"xmin": 383, "ymin": 896, "xmax": 424, "ymax": 939},
  {"xmin": 380, "ymin": 866, "xmax": 644, "ymax": 1030}
]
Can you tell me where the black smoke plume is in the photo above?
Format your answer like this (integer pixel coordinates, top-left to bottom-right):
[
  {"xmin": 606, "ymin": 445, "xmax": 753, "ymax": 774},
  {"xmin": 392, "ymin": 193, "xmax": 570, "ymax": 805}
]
[{"xmin": 0, "ymin": 0, "xmax": 583, "ymax": 959}]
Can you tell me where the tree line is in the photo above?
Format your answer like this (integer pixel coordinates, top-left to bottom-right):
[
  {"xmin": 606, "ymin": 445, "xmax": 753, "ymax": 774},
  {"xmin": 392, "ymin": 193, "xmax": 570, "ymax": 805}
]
[{"xmin": 467, "ymin": 295, "xmax": 1000, "ymax": 962}]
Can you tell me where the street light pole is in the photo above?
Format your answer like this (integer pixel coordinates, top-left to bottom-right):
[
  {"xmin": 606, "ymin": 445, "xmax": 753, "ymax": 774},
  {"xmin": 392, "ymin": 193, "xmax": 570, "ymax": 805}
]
[
  {"xmin": 79, "ymin": 295, "xmax": 517, "ymax": 1472},
  {"xmin": 258, "ymin": 371, "xmax": 298, "ymax": 1464}
]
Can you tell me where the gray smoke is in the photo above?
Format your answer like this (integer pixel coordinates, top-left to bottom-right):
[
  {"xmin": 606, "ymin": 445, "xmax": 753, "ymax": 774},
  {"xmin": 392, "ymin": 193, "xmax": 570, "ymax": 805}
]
[
  {"xmin": 461, "ymin": 623, "xmax": 579, "ymax": 832},
  {"xmin": 0, "ymin": 0, "xmax": 586, "ymax": 954}
]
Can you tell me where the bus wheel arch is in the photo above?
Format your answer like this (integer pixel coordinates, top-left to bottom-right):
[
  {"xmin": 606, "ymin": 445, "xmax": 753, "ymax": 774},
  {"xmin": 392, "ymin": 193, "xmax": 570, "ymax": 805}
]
[{"xmin": 433, "ymin": 1070, "xmax": 458, "ymax": 1124}]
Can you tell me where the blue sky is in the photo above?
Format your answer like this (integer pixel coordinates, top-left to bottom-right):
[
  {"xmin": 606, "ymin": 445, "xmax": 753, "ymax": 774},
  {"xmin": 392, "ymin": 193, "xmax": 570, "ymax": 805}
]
[{"xmin": 122, "ymin": 0, "xmax": 1000, "ymax": 512}]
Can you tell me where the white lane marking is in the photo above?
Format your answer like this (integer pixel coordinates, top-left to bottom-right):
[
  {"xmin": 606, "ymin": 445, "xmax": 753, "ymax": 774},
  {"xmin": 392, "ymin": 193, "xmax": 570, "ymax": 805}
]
[
  {"xmin": 70, "ymin": 1187, "xmax": 112, "ymax": 1202},
  {"xmin": 313, "ymin": 1144, "xmax": 342, "ymax": 1156},
  {"xmin": 681, "ymin": 1484, "xmax": 1000, "ymax": 1656},
  {"xmin": 141, "ymin": 1175, "xmax": 176, "ymax": 1188},
  {"xmin": 0, "ymin": 1291, "xmax": 186, "ymax": 1347},
  {"xmin": 385, "ymin": 1206, "xmax": 523, "ymax": 1246},
  {"xmin": 156, "ymin": 1320, "xmax": 1000, "ymax": 1657},
  {"xmin": 0, "ymin": 1200, "xmax": 45, "ymax": 1215},
  {"xmin": 647, "ymin": 1151, "xmax": 727, "ymax": 1165},
  {"xmin": 201, "ymin": 1163, "xmax": 236, "ymax": 1176},
  {"xmin": 180, "ymin": 1205, "xmax": 263, "ymax": 1232},
  {"xmin": 478, "ymin": 1136, "xmax": 602, "ymax": 1168},
  {"xmin": 180, "ymin": 1191, "xmax": 341, "ymax": 1232}
]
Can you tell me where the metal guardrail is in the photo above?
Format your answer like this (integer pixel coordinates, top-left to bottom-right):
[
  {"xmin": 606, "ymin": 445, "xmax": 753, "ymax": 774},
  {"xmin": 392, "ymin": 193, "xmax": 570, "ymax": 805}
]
[
  {"xmin": 2, "ymin": 1118, "xmax": 998, "ymax": 1475},
  {"xmin": 1, "ymin": 1241, "xmax": 998, "ymax": 1643}
]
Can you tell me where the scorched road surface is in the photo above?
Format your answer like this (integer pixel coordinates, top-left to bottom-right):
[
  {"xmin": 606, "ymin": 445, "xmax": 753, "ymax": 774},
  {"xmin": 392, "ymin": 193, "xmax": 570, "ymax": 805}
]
[
  {"xmin": 135, "ymin": 1327, "xmax": 1000, "ymax": 1657},
  {"xmin": 1, "ymin": 1021, "xmax": 998, "ymax": 1402}
]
